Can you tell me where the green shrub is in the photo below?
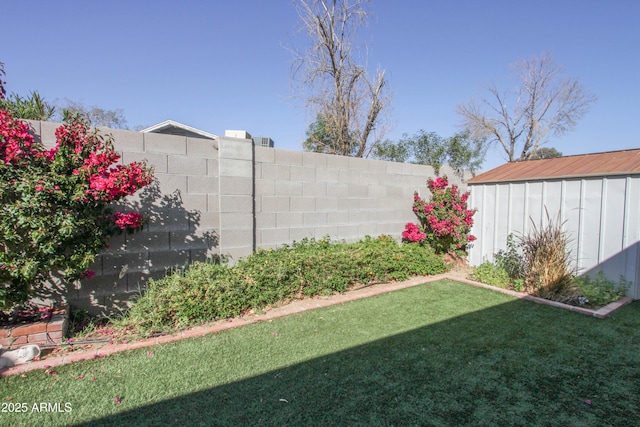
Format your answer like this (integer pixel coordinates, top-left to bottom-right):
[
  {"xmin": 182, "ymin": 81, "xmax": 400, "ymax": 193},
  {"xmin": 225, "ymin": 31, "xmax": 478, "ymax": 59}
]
[
  {"xmin": 574, "ymin": 271, "xmax": 630, "ymax": 307},
  {"xmin": 120, "ymin": 235, "xmax": 449, "ymax": 332},
  {"xmin": 494, "ymin": 234, "xmax": 525, "ymax": 280},
  {"xmin": 470, "ymin": 261, "xmax": 512, "ymax": 289},
  {"xmin": 0, "ymin": 91, "xmax": 55, "ymax": 121}
]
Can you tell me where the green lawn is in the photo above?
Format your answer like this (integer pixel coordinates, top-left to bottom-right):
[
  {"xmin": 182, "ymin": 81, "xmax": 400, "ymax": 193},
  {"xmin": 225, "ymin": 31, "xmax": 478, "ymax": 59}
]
[{"xmin": 1, "ymin": 280, "xmax": 639, "ymax": 426}]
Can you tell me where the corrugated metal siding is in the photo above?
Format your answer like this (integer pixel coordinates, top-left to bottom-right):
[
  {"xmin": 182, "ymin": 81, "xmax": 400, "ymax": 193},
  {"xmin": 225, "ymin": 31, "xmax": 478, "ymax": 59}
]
[{"xmin": 469, "ymin": 176, "xmax": 640, "ymax": 299}]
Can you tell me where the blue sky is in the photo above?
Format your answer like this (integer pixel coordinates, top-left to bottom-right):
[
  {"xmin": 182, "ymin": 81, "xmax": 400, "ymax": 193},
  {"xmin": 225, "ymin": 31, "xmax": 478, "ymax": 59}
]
[{"xmin": 4, "ymin": 0, "xmax": 639, "ymax": 171}]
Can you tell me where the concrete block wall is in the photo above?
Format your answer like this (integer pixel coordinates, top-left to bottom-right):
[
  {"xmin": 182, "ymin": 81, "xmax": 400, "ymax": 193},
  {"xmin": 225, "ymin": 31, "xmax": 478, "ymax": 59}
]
[
  {"xmin": 25, "ymin": 121, "xmax": 468, "ymax": 315},
  {"xmin": 217, "ymin": 136, "xmax": 255, "ymax": 262},
  {"xmin": 254, "ymin": 147, "xmax": 467, "ymax": 249},
  {"xmin": 27, "ymin": 121, "xmax": 223, "ymax": 315}
]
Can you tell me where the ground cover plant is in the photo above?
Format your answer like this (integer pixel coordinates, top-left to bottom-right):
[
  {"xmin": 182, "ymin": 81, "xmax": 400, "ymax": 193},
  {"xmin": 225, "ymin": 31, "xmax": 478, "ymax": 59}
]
[
  {"xmin": 116, "ymin": 235, "xmax": 448, "ymax": 334},
  {"xmin": 573, "ymin": 271, "xmax": 631, "ymax": 307},
  {"xmin": 1, "ymin": 280, "xmax": 639, "ymax": 426},
  {"xmin": 471, "ymin": 221, "xmax": 629, "ymax": 307}
]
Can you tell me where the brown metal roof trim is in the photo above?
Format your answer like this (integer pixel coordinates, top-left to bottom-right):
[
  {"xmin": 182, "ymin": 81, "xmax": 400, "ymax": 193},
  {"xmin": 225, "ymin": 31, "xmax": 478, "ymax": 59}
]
[{"xmin": 468, "ymin": 149, "xmax": 640, "ymax": 184}]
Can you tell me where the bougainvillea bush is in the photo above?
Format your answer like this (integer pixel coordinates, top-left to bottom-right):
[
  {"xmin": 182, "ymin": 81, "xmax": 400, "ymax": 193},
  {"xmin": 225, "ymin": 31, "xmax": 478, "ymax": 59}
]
[
  {"xmin": 402, "ymin": 176, "xmax": 476, "ymax": 254},
  {"xmin": 0, "ymin": 110, "xmax": 153, "ymax": 310}
]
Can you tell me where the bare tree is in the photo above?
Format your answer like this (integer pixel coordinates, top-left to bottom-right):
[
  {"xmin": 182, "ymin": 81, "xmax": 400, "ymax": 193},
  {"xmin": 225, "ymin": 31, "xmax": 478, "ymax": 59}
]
[
  {"xmin": 292, "ymin": 0, "xmax": 389, "ymax": 157},
  {"xmin": 457, "ymin": 52, "xmax": 597, "ymax": 162},
  {"xmin": 53, "ymin": 99, "xmax": 129, "ymax": 129}
]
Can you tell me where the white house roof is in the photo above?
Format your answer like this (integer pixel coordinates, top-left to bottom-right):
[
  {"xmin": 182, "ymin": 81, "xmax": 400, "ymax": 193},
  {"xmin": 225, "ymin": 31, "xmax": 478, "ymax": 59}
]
[{"xmin": 140, "ymin": 120, "xmax": 217, "ymax": 140}]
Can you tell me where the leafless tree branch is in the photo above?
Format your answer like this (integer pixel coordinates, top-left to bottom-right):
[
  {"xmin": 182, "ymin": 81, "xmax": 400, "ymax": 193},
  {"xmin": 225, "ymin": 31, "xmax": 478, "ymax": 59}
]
[
  {"xmin": 291, "ymin": 0, "xmax": 390, "ymax": 157},
  {"xmin": 457, "ymin": 51, "xmax": 597, "ymax": 162}
]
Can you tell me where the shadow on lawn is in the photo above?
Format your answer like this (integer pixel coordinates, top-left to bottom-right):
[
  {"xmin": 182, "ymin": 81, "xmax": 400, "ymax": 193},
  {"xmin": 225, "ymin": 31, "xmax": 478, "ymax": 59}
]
[{"xmin": 74, "ymin": 293, "xmax": 640, "ymax": 427}]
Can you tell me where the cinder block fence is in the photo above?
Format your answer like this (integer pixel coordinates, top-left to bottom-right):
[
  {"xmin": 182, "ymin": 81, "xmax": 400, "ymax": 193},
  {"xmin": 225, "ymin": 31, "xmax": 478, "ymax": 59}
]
[{"xmin": 27, "ymin": 121, "xmax": 467, "ymax": 315}]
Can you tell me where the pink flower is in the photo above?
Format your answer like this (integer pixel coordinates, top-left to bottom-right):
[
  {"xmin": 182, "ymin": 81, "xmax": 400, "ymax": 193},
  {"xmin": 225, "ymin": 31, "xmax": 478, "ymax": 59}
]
[
  {"xmin": 112, "ymin": 212, "xmax": 144, "ymax": 230},
  {"xmin": 402, "ymin": 222, "xmax": 427, "ymax": 242},
  {"xmin": 79, "ymin": 270, "xmax": 96, "ymax": 280}
]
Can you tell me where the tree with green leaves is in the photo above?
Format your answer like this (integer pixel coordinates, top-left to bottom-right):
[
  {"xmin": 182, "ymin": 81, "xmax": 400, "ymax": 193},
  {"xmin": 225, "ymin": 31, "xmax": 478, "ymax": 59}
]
[
  {"xmin": 529, "ymin": 147, "xmax": 563, "ymax": 159},
  {"xmin": 303, "ymin": 113, "xmax": 355, "ymax": 153},
  {"xmin": 373, "ymin": 130, "xmax": 485, "ymax": 177}
]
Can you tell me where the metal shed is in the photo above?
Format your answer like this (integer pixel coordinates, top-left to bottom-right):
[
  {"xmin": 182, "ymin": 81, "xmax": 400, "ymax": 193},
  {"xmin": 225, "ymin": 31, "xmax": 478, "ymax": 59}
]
[{"xmin": 468, "ymin": 149, "xmax": 640, "ymax": 299}]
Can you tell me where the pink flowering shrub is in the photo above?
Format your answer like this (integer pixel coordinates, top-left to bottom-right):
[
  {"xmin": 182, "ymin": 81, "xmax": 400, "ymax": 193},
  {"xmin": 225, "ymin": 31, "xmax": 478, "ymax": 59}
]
[
  {"xmin": 401, "ymin": 222, "xmax": 427, "ymax": 242},
  {"xmin": 402, "ymin": 176, "xmax": 476, "ymax": 254},
  {"xmin": 0, "ymin": 110, "xmax": 153, "ymax": 309}
]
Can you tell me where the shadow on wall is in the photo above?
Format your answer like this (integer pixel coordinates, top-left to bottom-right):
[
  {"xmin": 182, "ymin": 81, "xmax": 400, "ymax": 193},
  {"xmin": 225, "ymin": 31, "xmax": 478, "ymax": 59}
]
[
  {"xmin": 58, "ymin": 180, "xmax": 220, "ymax": 316},
  {"xmin": 580, "ymin": 241, "xmax": 640, "ymax": 299}
]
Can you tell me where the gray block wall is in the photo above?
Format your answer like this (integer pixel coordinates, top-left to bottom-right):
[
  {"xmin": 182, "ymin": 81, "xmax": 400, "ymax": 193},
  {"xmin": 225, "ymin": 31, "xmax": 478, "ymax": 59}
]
[
  {"xmin": 25, "ymin": 121, "xmax": 468, "ymax": 315},
  {"xmin": 27, "ymin": 121, "xmax": 224, "ymax": 315},
  {"xmin": 254, "ymin": 148, "xmax": 466, "ymax": 248}
]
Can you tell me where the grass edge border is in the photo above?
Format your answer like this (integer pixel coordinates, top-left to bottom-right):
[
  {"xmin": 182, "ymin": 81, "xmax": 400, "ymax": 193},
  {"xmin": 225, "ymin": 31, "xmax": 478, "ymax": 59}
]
[{"xmin": 453, "ymin": 275, "xmax": 633, "ymax": 318}]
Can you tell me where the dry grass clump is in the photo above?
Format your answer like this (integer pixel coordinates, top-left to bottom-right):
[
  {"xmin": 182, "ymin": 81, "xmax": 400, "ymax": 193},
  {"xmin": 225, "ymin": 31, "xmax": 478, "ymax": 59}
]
[{"xmin": 520, "ymin": 210, "xmax": 579, "ymax": 302}]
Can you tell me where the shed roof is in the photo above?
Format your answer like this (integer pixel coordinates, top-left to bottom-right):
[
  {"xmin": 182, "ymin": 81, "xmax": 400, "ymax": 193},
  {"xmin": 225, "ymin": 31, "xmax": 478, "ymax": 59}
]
[{"xmin": 468, "ymin": 149, "xmax": 640, "ymax": 184}]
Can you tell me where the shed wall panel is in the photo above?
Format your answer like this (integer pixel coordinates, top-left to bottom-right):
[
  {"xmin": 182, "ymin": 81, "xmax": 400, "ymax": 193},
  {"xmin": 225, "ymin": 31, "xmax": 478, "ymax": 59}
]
[
  {"xmin": 580, "ymin": 179, "xmax": 603, "ymax": 269},
  {"xmin": 508, "ymin": 183, "xmax": 526, "ymax": 235},
  {"xmin": 542, "ymin": 180, "xmax": 563, "ymax": 222},
  {"xmin": 525, "ymin": 182, "xmax": 544, "ymax": 232},
  {"xmin": 562, "ymin": 180, "xmax": 582, "ymax": 263},
  {"xmin": 469, "ymin": 174, "xmax": 640, "ymax": 298},
  {"xmin": 495, "ymin": 185, "xmax": 510, "ymax": 253},
  {"xmin": 627, "ymin": 178, "xmax": 640, "ymax": 245},
  {"xmin": 601, "ymin": 178, "xmax": 626, "ymax": 260},
  {"xmin": 481, "ymin": 185, "xmax": 497, "ymax": 262}
]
